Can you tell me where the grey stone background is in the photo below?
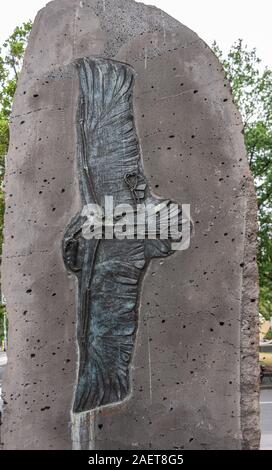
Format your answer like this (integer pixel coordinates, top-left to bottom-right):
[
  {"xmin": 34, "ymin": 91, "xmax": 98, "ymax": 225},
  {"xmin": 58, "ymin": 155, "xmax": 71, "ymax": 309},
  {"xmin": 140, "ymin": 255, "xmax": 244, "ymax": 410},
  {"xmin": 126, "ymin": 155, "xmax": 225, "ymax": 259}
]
[{"xmin": 1, "ymin": 0, "xmax": 259, "ymax": 449}]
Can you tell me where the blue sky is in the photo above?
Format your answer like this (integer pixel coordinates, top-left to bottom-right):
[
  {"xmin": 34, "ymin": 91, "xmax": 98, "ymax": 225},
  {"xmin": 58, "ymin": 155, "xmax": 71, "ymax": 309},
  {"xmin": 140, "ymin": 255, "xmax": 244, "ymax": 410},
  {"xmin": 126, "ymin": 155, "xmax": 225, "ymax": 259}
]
[{"xmin": 1, "ymin": 0, "xmax": 271, "ymax": 67}]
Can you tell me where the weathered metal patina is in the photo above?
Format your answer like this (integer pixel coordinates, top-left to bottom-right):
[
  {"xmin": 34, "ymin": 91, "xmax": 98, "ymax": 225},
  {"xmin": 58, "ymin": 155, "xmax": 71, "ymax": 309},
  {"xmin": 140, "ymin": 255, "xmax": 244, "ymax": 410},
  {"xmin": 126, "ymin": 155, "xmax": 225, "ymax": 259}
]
[{"xmin": 63, "ymin": 58, "xmax": 183, "ymax": 413}]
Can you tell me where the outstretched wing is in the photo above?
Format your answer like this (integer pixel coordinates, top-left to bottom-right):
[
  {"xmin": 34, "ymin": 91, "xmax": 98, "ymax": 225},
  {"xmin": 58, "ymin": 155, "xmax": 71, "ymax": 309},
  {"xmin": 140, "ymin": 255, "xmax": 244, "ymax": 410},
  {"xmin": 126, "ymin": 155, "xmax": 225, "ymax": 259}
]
[
  {"xmin": 76, "ymin": 57, "xmax": 145, "ymax": 207},
  {"xmin": 75, "ymin": 239, "xmax": 146, "ymax": 412}
]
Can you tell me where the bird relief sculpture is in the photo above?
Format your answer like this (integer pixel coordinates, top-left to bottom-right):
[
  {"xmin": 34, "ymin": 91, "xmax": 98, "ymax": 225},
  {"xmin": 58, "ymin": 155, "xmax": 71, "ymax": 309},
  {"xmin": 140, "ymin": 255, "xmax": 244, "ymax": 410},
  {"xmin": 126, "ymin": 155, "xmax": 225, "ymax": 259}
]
[{"xmin": 62, "ymin": 58, "xmax": 189, "ymax": 413}]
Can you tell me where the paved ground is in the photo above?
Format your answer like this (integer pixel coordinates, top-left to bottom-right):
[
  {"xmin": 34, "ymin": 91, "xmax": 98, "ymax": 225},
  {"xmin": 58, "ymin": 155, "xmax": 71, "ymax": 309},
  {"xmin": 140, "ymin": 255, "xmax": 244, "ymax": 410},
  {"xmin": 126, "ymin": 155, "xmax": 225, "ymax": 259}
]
[
  {"xmin": 0, "ymin": 352, "xmax": 7, "ymax": 416},
  {"xmin": 260, "ymin": 388, "xmax": 272, "ymax": 450},
  {"xmin": 0, "ymin": 352, "xmax": 7, "ymax": 376},
  {"xmin": 260, "ymin": 345, "xmax": 272, "ymax": 353},
  {"xmin": 0, "ymin": 352, "xmax": 7, "ymax": 366}
]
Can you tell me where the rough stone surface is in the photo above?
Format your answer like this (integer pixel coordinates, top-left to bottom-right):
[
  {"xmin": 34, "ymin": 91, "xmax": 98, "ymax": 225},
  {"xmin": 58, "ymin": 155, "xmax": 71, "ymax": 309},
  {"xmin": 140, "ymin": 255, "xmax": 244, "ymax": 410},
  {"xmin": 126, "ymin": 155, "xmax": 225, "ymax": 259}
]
[{"xmin": 1, "ymin": 0, "xmax": 260, "ymax": 450}]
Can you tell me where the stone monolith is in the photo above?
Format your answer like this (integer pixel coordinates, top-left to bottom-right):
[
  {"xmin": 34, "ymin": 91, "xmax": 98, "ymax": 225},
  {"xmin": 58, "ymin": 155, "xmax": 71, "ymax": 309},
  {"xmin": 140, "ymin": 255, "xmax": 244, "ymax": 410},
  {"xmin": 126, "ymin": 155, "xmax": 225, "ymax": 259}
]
[{"xmin": 1, "ymin": 0, "xmax": 260, "ymax": 450}]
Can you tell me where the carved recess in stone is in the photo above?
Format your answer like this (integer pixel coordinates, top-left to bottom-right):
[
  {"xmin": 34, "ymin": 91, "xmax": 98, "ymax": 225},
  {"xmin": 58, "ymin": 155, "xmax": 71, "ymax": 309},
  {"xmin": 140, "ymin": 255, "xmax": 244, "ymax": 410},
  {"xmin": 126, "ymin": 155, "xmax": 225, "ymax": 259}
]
[{"xmin": 63, "ymin": 58, "xmax": 184, "ymax": 413}]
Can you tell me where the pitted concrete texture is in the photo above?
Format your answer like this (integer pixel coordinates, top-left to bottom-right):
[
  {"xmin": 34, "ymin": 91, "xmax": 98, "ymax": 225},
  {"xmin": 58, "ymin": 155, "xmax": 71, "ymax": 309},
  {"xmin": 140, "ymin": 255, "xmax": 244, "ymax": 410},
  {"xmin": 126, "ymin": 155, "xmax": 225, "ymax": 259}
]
[{"xmin": 1, "ymin": 0, "xmax": 260, "ymax": 450}]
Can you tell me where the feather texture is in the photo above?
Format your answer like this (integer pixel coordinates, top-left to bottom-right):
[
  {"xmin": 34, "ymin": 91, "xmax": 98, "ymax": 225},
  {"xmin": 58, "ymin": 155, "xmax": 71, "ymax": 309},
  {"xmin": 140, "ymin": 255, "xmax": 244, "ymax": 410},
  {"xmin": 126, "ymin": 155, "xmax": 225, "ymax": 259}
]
[{"xmin": 63, "ymin": 58, "xmax": 184, "ymax": 412}]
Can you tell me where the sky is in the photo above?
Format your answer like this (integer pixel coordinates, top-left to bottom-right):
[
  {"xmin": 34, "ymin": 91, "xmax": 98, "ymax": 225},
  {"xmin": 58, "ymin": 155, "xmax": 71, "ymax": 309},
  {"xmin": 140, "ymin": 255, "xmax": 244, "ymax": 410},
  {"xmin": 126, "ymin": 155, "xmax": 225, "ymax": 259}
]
[{"xmin": 0, "ymin": 0, "xmax": 271, "ymax": 67}]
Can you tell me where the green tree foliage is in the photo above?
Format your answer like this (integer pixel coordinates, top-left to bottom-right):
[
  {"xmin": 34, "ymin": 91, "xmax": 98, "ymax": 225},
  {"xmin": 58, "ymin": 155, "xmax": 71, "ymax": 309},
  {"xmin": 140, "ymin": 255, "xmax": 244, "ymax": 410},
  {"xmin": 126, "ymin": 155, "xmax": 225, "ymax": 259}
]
[
  {"xmin": 265, "ymin": 328, "xmax": 272, "ymax": 340},
  {"xmin": 213, "ymin": 40, "xmax": 272, "ymax": 320},
  {"xmin": 0, "ymin": 22, "xmax": 32, "ymax": 116},
  {"xmin": 0, "ymin": 21, "xmax": 32, "ymax": 343}
]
